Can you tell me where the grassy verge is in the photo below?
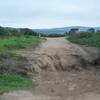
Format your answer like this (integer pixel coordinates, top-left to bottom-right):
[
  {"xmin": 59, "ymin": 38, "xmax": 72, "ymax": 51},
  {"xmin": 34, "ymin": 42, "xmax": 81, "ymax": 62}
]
[
  {"xmin": 0, "ymin": 36, "xmax": 40, "ymax": 51},
  {"xmin": 0, "ymin": 74, "xmax": 32, "ymax": 94},
  {"xmin": 0, "ymin": 35, "xmax": 41, "ymax": 76},
  {"xmin": 0, "ymin": 35, "xmax": 42, "ymax": 94},
  {"xmin": 68, "ymin": 32, "xmax": 100, "ymax": 48}
]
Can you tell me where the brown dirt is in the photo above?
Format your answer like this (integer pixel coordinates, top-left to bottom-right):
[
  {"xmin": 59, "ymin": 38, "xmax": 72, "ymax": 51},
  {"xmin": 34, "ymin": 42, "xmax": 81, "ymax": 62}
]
[{"xmin": 1, "ymin": 37, "xmax": 100, "ymax": 100}]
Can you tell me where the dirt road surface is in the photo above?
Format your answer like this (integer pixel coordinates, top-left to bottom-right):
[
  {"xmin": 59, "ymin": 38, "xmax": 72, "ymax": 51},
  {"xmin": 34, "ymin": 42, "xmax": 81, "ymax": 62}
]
[{"xmin": 1, "ymin": 37, "xmax": 100, "ymax": 100}]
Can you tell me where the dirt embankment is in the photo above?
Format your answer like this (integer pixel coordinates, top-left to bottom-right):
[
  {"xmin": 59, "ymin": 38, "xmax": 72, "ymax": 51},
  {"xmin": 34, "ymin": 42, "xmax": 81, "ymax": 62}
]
[{"xmin": 1, "ymin": 37, "xmax": 100, "ymax": 100}]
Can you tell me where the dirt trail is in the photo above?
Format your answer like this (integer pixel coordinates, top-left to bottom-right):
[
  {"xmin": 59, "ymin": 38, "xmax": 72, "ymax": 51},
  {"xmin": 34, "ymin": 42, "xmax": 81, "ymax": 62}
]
[
  {"xmin": 1, "ymin": 37, "xmax": 100, "ymax": 100},
  {"xmin": 18, "ymin": 37, "xmax": 99, "ymax": 72}
]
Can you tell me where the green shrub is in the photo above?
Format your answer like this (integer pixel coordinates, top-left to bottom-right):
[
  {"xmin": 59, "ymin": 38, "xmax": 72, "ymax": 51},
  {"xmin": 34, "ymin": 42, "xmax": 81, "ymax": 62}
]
[
  {"xmin": 68, "ymin": 32, "xmax": 100, "ymax": 48},
  {"xmin": 0, "ymin": 26, "xmax": 9, "ymax": 36},
  {"xmin": 77, "ymin": 32, "xmax": 93, "ymax": 38}
]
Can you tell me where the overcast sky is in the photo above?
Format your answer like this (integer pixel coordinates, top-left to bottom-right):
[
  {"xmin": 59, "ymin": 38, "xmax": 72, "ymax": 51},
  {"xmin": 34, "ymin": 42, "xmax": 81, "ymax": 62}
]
[{"xmin": 0, "ymin": 0, "xmax": 99, "ymax": 28}]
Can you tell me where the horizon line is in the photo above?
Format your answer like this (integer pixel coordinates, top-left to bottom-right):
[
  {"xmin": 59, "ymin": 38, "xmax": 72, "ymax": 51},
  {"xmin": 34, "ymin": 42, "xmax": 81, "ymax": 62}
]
[{"xmin": 1, "ymin": 25, "xmax": 100, "ymax": 29}]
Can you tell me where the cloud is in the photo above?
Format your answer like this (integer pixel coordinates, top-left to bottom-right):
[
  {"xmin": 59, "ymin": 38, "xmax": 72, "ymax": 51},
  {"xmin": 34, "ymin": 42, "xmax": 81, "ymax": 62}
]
[{"xmin": 0, "ymin": 0, "xmax": 99, "ymax": 28}]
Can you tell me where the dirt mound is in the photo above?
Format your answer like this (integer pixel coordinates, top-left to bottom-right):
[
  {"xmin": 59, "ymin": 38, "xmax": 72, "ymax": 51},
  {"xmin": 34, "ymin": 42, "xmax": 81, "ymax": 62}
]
[
  {"xmin": 0, "ymin": 51, "xmax": 32, "ymax": 76},
  {"xmin": 19, "ymin": 38, "xmax": 100, "ymax": 73}
]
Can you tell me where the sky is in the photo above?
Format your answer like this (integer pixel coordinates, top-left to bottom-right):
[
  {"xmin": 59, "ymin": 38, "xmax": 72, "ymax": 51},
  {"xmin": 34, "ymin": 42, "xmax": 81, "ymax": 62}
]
[{"xmin": 0, "ymin": 0, "xmax": 100, "ymax": 29}]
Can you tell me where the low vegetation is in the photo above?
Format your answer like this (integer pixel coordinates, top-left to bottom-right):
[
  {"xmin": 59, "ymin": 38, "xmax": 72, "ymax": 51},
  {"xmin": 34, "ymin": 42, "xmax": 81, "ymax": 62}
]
[
  {"xmin": 0, "ymin": 26, "xmax": 42, "ymax": 94},
  {"xmin": 68, "ymin": 32, "xmax": 100, "ymax": 48},
  {"xmin": 0, "ymin": 36, "xmax": 40, "ymax": 52},
  {"xmin": 0, "ymin": 74, "xmax": 32, "ymax": 94}
]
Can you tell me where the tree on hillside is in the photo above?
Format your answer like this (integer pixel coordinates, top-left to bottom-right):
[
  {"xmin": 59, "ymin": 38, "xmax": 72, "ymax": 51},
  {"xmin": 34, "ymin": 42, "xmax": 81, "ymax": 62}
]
[
  {"xmin": 21, "ymin": 28, "xmax": 38, "ymax": 36},
  {"xmin": 87, "ymin": 28, "xmax": 95, "ymax": 33},
  {"xmin": 21, "ymin": 28, "xmax": 33, "ymax": 35},
  {"xmin": 69, "ymin": 28, "xmax": 79, "ymax": 35},
  {"xmin": 0, "ymin": 26, "xmax": 9, "ymax": 36},
  {"xmin": 6, "ymin": 28, "xmax": 19, "ymax": 36},
  {"xmin": 97, "ymin": 30, "xmax": 100, "ymax": 33}
]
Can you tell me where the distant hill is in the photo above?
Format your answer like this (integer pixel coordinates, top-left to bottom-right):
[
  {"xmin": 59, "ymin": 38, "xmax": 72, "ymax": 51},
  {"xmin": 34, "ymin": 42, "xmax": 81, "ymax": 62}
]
[
  {"xmin": 95, "ymin": 27, "xmax": 100, "ymax": 31},
  {"xmin": 33, "ymin": 26, "xmax": 100, "ymax": 34},
  {"xmin": 3, "ymin": 26, "xmax": 100, "ymax": 35}
]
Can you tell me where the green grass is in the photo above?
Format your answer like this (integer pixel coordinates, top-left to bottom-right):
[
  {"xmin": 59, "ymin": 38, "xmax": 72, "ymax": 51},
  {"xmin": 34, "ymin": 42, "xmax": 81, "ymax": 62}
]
[
  {"xmin": 68, "ymin": 32, "xmax": 100, "ymax": 48},
  {"xmin": 0, "ymin": 36, "xmax": 42, "ymax": 93},
  {"xmin": 0, "ymin": 74, "xmax": 32, "ymax": 94},
  {"xmin": 0, "ymin": 36, "xmax": 40, "ymax": 51}
]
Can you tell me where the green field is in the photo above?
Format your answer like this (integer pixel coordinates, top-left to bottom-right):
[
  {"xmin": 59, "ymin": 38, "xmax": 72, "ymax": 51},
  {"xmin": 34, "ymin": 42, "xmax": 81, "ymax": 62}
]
[
  {"xmin": 68, "ymin": 32, "xmax": 100, "ymax": 48},
  {"xmin": 0, "ymin": 74, "xmax": 32, "ymax": 94}
]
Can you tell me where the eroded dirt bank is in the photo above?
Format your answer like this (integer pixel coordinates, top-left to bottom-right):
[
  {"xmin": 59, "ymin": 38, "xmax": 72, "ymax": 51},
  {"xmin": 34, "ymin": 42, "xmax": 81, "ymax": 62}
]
[{"xmin": 1, "ymin": 37, "xmax": 100, "ymax": 100}]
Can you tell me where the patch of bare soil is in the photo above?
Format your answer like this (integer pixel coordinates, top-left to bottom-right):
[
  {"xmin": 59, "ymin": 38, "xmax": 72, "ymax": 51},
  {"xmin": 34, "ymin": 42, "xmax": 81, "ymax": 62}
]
[
  {"xmin": 0, "ymin": 52, "xmax": 31, "ymax": 76},
  {"xmin": 1, "ymin": 37, "xmax": 100, "ymax": 100}
]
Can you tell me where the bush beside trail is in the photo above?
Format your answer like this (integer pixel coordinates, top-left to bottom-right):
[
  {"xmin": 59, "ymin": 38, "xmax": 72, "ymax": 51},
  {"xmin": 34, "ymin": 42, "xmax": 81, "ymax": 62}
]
[{"xmin": 68, "ymin": 32, "xmax": 100, "ymax": 48}]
